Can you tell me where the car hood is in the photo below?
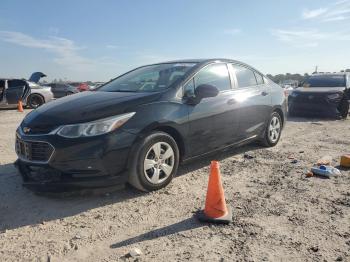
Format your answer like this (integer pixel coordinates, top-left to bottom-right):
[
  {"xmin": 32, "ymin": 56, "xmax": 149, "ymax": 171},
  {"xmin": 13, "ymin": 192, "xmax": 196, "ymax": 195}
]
[
  {"xmin": 23, "ymin": 91, "xmax": 161, "ymax": 127},
  {"xmin": 295, "ymin": 87, "xmax": 345, "ymax": 93}
]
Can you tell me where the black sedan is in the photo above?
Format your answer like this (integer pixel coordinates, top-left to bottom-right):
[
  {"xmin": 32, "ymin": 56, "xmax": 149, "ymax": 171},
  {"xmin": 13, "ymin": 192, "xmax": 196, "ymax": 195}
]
[
  {"xmin": 15, "ymin": 59, "xmax": 286, "ymax": 192},
  {"xmin": 288, "ymin": 73, "xmax": 350, "ymax": 118},
  {"xmin": 49, "ymin": 83, "xmax": 79, "ymax": 98}
]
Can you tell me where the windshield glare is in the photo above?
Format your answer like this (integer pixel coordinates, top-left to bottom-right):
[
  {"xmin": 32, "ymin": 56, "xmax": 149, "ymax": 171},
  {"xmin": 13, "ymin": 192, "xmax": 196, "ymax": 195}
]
[
  {"xmin": 99, "ymin": 63, "xmax": 197, "ymax": 92},
  {"xmin": 303, "ymin": 75, "xmax": 346, "ymax": 88}
]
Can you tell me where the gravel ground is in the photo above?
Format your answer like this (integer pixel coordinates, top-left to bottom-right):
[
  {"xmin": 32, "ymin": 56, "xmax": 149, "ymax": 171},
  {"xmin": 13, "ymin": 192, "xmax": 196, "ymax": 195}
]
[{"xmin": 0, "ymin": 109, "xmax": 349, "ymax": 262}]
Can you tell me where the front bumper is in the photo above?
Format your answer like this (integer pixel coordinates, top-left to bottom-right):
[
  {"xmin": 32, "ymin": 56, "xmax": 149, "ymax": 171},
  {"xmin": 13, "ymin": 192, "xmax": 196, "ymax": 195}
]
[{"xmin": 15, "ymin": 128, "xmax": 137, "ymax": 192}]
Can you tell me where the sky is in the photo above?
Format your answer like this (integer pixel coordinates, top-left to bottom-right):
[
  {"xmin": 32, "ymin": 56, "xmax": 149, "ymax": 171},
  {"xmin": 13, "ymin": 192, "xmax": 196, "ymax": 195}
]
[{"xmin": 0, "ymin": 0, "xmax": 349, "ymax": 81}]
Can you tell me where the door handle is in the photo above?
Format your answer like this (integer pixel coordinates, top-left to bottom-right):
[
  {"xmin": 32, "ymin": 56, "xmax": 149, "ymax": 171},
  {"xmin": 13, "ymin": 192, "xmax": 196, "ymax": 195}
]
[
  {"xmin": 227, "ymin": 98, "xmax": 236, "ymax": 105},
  {"xmin": 261, "ymin": 91, "xmax": 269, "ymax": 96}
]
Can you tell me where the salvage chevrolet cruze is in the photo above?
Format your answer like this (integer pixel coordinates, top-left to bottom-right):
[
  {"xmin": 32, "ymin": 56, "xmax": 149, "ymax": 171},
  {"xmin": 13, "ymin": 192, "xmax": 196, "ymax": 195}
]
[{"xmin": 15, "ymin": 59, "xmax": 286, "ymax": 192}]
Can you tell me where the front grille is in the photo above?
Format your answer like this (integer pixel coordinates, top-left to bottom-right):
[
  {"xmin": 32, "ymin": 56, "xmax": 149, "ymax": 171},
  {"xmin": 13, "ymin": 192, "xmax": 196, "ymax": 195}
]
[{"xmin": 16, "ymin": 136, "xmax": 54, "ymax": 162}]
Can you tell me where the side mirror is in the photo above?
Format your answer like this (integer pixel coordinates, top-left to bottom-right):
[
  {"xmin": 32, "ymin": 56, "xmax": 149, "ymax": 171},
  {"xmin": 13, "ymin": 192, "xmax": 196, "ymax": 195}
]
[{"xmin": 195, "ymin": 84, "xmax": 219, "ymax": 99}]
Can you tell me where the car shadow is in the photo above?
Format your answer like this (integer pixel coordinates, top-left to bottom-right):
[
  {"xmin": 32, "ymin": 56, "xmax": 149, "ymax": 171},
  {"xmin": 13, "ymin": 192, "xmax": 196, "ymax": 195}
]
[
  {"xmin": 110, "ymin": 217, "xmax": 205, "ymax": 250},
  {"xmin": 287, "ymin": 115, "xmax": 342, "ymax": 123},
  {"xmin": 176, "ymin": 142, "xmax": 260, "ymax": 177},
  {"xmin": 0, "ymin": 162, "xmax": 146, "ymax": 232},
  {"xmin": 0, "ymin": 142, "xmax": 261, "ymax": 232}
]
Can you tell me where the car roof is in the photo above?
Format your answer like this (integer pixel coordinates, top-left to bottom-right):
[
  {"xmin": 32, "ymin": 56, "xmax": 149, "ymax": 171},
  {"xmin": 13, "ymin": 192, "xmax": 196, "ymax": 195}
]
[
  {"xmin": 155, "ymin": 58, "xmax": 247, "ymax": 65},
  {"xmin": 146, "ymin": 58, "xmax": 263, "ymax": 74}
]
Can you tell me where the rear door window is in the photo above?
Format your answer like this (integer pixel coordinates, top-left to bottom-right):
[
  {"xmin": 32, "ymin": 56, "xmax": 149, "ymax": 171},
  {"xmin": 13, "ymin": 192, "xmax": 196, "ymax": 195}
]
[
  {"xmin": 194, "ymin": 63, "xmax": 231, "ymax": 92},
  {"xmin": 231, "ymin": 64, "xmax": 257, "ymax": 88},
  {"xmin": 254, "ymin": 72, "xmax": 264, "ymax": 85}
]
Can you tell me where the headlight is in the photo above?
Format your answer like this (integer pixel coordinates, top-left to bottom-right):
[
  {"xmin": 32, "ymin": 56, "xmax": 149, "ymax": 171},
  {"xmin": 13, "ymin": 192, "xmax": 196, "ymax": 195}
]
[
  {"xmin": 57, "ymin": 112, "xmax": 135, "ymax": 138},
  {"xmin": 327, "ymin": 93, "xmax": 341, "ymax": 100}
]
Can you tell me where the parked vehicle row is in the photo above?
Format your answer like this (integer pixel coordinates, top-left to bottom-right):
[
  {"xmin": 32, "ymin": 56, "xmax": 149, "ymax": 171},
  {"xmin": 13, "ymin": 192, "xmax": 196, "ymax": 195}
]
[{"xmin": 10, "ymin": 59, "xmax": 350, "ymax": 193}]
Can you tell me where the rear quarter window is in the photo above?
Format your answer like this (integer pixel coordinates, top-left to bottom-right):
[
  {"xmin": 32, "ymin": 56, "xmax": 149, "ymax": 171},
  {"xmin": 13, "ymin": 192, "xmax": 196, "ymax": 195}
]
[{"xmin": 254, "ymin": 72, "xmax": 264, "ymax": 85}]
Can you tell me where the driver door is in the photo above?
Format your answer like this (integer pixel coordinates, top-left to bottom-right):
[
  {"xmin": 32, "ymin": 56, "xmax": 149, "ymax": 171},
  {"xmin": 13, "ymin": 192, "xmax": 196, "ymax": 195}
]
[
  {"xmin": 5, "ymin": 80, "xmax": 29, "ymax": 104},
  {"xmin": 184, "ymin": 63, "xmax": 240, "ymax": 157}
]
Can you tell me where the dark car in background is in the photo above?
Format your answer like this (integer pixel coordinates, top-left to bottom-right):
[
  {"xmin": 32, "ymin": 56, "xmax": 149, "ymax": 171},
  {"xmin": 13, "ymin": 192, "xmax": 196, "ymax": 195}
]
[
  {"xmin": 288, "ymin": 73, "xmax": 350, "ymax": 118},
  {"xmin": 48, "ymin": 83, "xmax": 79, "ymax": 98},
  {"xmin": 15, "ymin": 59, "xmax": 286, "ymax": 193}
]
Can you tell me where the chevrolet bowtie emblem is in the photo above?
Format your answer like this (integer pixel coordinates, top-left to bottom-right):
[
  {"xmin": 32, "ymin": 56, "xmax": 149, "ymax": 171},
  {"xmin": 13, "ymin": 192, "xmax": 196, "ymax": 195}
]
[{"xmin": 23, "ymin": 127, "xmax": 31, "ymax": 133}]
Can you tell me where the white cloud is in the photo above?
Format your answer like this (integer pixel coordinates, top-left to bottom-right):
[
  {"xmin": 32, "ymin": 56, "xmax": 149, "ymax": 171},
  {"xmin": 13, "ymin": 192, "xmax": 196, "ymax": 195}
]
[
  {"xmin": 223, "ymin": 28, "xmax": 241, "ymax": 35},
  {"xmin": 0, "ymin": 31, "xmax": 117, "ymax": 72},
  {"xmin": 106, "ymin": 44, "xmax": 120, "ymax": 49},
  {"xmin": 302, "ymin": 8, "xmax": 328, "ymax": 19},
  {"xmin": 271, "ymin": 29, "xmax": 350, "ymax": 47},
  {"xmin": 302, "ymin": 0, "xmax": 350, "ymax": 22}
]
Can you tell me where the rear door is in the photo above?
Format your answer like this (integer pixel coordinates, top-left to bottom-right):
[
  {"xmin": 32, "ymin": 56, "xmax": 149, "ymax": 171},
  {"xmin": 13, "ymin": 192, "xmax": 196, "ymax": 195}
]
[
  {"xmin": 229, "ymin": 63, "xmax": 271, "ymax": 140},
  {"xmin": 184, "ymin": 63, "xmax": 241, "ymax": 157},
  {"xmin": 5, "ymin": 80, "xmax": 28, "ymax": 104}
]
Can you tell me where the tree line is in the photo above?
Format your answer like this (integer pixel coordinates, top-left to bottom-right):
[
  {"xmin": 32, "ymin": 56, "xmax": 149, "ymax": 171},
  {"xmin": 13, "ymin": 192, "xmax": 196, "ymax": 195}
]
[{"xmin": 267, "ymin": 69, "xmax": 350, "ymax": 84}]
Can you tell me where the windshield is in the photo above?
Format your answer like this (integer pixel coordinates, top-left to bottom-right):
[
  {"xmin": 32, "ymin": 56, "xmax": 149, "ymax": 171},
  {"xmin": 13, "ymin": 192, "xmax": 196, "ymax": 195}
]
[
  {"xmin": 303, "ymin": 75, "xmax": 346, "ymax": 88},
  {"xmin": 99, "ymin": 63, "xmax": 197, "ymax": 92}
]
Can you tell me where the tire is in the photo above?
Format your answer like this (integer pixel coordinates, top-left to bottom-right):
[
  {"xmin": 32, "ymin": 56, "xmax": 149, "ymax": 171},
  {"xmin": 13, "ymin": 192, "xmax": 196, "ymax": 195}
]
[
  {"xmin": 66, "ymin": 91, "xmax": 74, "ymax": 96},
  {"xmin": 338, "ymin": 99, "xmax": 349, "ymax": 119},
  {"xmin": 27, "ymin": 94, "xmax": 45, "ymax": 109},
  {"xmin": 260, "ymin": 112, "xmax": 282, "ymax": 147},
  {"xmin": 128, "ymin": 131, "xmax": 180, "ymax": 192}
]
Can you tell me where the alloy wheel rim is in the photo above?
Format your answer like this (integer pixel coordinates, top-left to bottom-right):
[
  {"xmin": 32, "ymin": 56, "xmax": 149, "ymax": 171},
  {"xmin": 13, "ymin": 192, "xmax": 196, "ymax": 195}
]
[
  {"xmin": 143, "ymin": 142, "xmax": 174, "ymax": 184},
  {"xmin": 268, "ymin": 116, "xmax": 281, "ymax": 143},
  {"xmin": 31, "ymin": 96, "xmax": 41, "ymax": 107}
]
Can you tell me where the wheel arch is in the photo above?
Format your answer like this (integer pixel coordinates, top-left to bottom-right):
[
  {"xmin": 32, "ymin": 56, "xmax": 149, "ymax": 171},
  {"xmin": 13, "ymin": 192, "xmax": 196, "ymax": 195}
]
[
  {"xmin": 27, "ymin": 93, "xmax": 45, "ymax": 103},
  {"xmin": 134, "ymin": 123, "xmax": 186, "ymax": 161}
]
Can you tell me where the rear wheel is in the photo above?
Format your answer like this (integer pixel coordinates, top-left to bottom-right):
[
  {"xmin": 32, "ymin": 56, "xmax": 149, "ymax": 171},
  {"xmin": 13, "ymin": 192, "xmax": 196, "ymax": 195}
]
[
  {"xmin": 260, "ymin": 112, "xmax": 282, "ymax": 147},
  {"xmin": 338, "ymin": 99, "xmax": 349, "ymax": 119},
  {"xmin": 128, "ymin": 131, "xmax": 179, "ymax": 192},
  {"xmin": 27, "ymin": 94, "xmax": 45, "ymax": 109}
]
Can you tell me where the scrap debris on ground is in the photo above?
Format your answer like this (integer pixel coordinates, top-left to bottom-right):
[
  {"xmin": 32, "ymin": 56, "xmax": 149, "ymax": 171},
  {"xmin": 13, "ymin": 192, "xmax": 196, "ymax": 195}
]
[{"xmin": 0, "ymin": 109, "xmax": 349, "ymax": 261}]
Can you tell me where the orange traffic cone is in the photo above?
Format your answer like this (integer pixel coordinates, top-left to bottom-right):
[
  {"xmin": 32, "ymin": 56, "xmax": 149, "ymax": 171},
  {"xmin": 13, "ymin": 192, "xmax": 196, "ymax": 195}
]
[
  {"xmin": 17, "ymin": 100, "xmax": 24, "ymax": 112},
  {"xmin": 197, "ymin": 161, "xmax": 232, "ymax": 224}
]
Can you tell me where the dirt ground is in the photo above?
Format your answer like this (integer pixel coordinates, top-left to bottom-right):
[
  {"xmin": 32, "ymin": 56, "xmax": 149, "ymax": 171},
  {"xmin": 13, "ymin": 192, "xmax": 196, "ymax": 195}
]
[{"xmin": 0, "ymin": 109, "xmax": 349, "ymax": 262}]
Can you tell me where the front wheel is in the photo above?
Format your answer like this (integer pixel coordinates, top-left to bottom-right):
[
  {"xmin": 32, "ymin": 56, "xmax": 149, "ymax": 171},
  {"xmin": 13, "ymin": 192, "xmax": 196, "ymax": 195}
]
[
  {"xmin": 27, "ymin": 94, "xmax": 45, "ymax": 109},
  {"xmin": 128, "ymin": 131, "xmax": 180, "ymax": 192},
  {"xmin": 260, "ymin": 112, "xmax": 282, "ymax": 147}
]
